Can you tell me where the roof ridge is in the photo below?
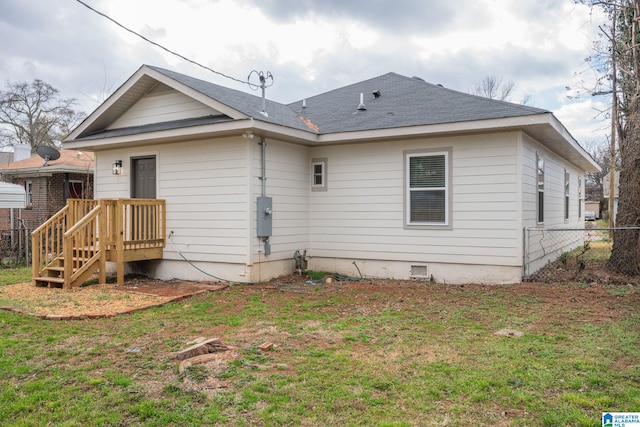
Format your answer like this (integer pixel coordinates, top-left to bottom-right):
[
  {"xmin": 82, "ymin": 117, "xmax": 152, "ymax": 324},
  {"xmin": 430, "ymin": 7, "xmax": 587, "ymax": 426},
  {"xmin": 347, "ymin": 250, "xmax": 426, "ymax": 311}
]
[
  {"xmin": 389, "ymin": 72, "xmax": 548, "ymax": 114},
  {"xmin": 287, "ymin": 72, "xmax": 399, "ymax": 106}
]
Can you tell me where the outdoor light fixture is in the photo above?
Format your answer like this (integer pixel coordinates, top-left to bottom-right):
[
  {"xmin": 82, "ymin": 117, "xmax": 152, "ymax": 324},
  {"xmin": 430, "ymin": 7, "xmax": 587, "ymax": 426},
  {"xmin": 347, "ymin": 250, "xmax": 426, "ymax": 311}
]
[{"xmin": 112, "ymin": 160, "xmax": 123, "ymax": 175}]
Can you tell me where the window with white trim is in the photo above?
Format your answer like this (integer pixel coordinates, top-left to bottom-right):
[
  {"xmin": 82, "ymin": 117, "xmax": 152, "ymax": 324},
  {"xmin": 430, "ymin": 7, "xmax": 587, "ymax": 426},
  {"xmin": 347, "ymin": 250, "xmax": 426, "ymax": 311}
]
[
  {"xmin": 564, "ymin": 170, "xmax": 570, "ymax": 221},
  {"xmin": 311, "ymin": 158, "xmax": 327, "ymax": 191},
  {"xmin": 536, "ymin": 153, "xmax": 544, "ymax": 224},
  {"xmin": 578, "ymin": 178, "xmax": 582, "ymax": 218},
  {"xmin": 25, "ymin": 181, "xmax": 32, "ymax": 206},
  {"xmin": 406, "ymin": 151, "xmax": 449, "ymax": 225}
]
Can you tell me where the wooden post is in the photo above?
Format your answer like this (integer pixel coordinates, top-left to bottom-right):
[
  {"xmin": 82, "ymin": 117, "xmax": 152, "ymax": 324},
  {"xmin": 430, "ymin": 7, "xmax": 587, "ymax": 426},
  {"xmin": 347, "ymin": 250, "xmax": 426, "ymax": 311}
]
[
  {"xmin": 98, "ymin": 205, "xmax": 107, "ymax": 285},
  {"xmin": 161, "ymin": 200, "xmax": 166, "ymax": 247},
  {"xmin": 31, "ymin": 232, "xmax": 39, "ymax": 286},
  {"xmin": 116, "ymin": 199, "xmax": 125, "ymax": 286},
  {"xmin": 63, "ymin": 230, "xmax": 72, "ymax": 290}
]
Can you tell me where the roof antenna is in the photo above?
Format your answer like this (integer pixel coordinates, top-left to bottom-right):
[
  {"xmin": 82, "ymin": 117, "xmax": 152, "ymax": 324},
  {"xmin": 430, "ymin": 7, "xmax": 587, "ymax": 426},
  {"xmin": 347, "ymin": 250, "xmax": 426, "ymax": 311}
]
[{"xmin": 248, "ymin": 70, "xmax": 274, "ymax": 117}]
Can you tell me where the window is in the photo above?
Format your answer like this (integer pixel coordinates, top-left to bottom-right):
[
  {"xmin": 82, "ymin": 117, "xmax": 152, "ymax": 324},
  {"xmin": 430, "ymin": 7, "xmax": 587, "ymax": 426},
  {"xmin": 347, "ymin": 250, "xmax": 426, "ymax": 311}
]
[
  {"xmin": 25, "ymin": 181, "xmax": 32, "ymax": 206},
  {"xmin": 564, "ymin": 170, "xmax": 570, "ymax": 221},
  {"xmin": 406, "ymin": 151, "xmax": 449, "ymax": 226},
  {"xmin": 67, "ymin": 181, "xmax": 85, "ymax": 199},
  {"xmin": 578, "ymin": 178, "xmax": 582, "ymax": 218},
  {"xmin": 536, "ymin": 153, "xmax": 544, "ymax": 224},
  {"xmin": 311, "ymin": 158, "xmax": 327, "ymax": 191}
]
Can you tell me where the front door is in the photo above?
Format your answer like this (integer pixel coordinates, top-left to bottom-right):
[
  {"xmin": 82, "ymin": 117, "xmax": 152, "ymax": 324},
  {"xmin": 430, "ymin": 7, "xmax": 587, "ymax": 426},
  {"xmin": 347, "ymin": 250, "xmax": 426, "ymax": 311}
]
[
  {"xmin": 131, "ymin": 156, "xmax": 156, "ymax": 199},
  {"xmin": 130, "ymin": 156, "xmax": 157, "ymax": 242}
]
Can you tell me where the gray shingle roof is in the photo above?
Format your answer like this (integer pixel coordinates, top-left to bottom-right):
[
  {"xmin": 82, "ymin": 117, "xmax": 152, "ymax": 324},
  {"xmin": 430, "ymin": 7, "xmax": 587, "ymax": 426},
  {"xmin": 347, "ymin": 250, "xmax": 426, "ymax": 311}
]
[
  {"xmin": 76, "ymin": 115, "xmax": 233, "ymax": 140},
  {"xmin": 148, "ymin": 66, "xmax": 311, "ymax": 132},
  {"xmin": 287, "ymin": 73, "xmax": 549, "ymax": 134},
  {"xmin": 150, "ymin": 67, "xmax": 548, "ymax": 136}
]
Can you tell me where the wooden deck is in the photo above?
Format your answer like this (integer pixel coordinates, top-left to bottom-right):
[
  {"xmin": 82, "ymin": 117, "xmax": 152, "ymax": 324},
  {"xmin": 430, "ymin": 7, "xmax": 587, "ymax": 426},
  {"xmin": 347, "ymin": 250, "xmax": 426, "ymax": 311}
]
[{"xmin": 32, "ymin": 198, "xmax": 166, "ymax": 289}]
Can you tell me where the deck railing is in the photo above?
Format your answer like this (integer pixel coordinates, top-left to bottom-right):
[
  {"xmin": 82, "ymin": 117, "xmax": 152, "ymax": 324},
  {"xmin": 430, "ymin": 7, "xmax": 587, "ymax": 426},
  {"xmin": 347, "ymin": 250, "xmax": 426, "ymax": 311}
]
[
  {"xmin": 63, "ymin": 205, "xmax": 106, "ymax": 289},
  {"xmin": 100, "ymin": 199, "xmax": 166, "ymax": 251},
  {"xmin": 32, "ymin": 205, "xmax": 69, "ymax": 281}
]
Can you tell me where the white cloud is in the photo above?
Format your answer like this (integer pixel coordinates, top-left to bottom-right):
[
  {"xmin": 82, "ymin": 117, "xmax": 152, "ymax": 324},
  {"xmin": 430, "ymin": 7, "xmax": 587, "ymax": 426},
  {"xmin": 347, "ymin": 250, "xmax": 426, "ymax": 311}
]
[
  {"xmin": 0, "ymin": 0, "xmax": 612, "ymax": 145},
  {"xmin": 554, "ymin": 98, "xmax": 609, "ymax": 146}
]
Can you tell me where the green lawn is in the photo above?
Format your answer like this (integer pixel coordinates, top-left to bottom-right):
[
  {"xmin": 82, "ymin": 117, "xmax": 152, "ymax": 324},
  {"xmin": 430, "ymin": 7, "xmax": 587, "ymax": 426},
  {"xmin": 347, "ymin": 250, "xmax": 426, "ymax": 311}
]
[
  {"xmin": 0, "ymin": 265, "xmax": 31, "ymax": 286},
  {"xmin": 0, "ymin": 268, "xmax": 638, "ymax": 426}
]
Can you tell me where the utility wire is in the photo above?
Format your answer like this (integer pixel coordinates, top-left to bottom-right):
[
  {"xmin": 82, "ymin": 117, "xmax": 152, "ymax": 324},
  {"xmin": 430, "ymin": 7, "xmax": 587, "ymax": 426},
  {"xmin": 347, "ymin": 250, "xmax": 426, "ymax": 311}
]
[{"xmin": 74, "ymin": 0, "xmax": 249, "ymax": 86}]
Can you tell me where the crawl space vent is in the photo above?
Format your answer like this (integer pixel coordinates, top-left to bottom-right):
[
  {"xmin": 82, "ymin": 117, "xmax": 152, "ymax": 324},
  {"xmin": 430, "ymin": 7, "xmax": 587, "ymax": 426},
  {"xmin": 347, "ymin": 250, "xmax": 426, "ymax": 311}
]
[{"xmin": 410, "ymin": 265, "xmax": 429, "ymax": 279}]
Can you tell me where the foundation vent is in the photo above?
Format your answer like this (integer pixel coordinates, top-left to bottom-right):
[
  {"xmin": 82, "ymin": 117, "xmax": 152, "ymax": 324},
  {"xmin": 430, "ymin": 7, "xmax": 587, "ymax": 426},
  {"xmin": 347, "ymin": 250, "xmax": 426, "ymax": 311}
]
[{"xmin": 410, "ymin": 265, "xmax": 429, "ymax": 279}]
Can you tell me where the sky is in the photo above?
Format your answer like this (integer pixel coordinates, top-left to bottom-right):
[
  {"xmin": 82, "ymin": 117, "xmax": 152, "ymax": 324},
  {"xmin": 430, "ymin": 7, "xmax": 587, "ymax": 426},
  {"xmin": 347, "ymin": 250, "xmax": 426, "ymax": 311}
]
[{"xmin": 0, "ymin": 0, "xmax": 610, "ymax": 150}]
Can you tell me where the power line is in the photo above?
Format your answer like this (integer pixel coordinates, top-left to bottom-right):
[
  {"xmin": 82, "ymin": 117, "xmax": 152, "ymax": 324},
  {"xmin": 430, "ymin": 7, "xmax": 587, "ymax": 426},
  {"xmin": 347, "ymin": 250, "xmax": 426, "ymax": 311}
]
[{"xmin": 74, "ymin": 0, "xmax": 249, "ymax": 86}]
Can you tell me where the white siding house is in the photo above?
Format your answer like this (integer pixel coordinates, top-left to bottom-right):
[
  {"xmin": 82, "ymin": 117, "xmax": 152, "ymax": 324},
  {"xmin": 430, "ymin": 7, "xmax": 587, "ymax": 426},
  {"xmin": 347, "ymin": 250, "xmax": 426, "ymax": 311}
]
[{"xmin": 64, "ymin": 65, "xmax": 600, "ymax": 284}]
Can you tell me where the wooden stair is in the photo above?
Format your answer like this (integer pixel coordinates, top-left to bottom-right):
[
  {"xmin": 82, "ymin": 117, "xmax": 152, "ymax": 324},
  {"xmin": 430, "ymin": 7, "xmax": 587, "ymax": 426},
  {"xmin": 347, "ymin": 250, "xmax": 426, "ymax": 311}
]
[{"xmin": 34, "ymin": 249, "xmax": 100, "ymax": 288}]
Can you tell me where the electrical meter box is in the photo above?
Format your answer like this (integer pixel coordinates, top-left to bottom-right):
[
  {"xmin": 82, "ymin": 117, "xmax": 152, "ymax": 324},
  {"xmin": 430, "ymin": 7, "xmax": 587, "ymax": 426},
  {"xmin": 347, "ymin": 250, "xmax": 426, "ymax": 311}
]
[{"xmin": 257, "ymin": 196, "xmax": 272, "ymax": 237}]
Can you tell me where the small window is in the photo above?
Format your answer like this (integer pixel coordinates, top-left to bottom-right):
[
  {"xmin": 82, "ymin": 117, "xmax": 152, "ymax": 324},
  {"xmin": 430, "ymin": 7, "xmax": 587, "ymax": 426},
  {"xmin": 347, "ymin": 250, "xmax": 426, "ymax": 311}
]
[
  {"xmin": 311, "ymin": 158, "xmax": 327, "ymax": 191},
  {"xmin": 536, "ymin": 153, "xmax": 544, "ymax": 224},
  {"xmin": 578, "ymin": 178, "xmax": 582, "ymax": 218},
  {"xmin": 564, "ymin": 170, "xmax": 570, "ymax": 221},
  {"xmin": 67, "ymin": 181, "xmax": 85, "ymax": 199},
  {"xmin": 406, "ymin": 150, "xmax": 449, "ymax": 226},
  {"xmin": 25, "ymin": 181, "xmax": 33, "ymax": 206}
]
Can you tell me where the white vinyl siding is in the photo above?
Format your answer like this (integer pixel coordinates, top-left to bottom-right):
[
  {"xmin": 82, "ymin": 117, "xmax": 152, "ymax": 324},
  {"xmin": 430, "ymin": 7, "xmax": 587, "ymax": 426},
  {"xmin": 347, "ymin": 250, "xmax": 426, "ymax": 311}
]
[
  {"xmin": 96, "ymin": 137, "xmax": 251, "ymax": 264},
  {"xmin": 522, "ymin": 134, "xmax": 583, "ymax": 229},
  {"xmin": 252, "ymin": 139, "xmax": 310, "ymax": 259},
  {"xmin": 108, "ymin": 85, "xmax": 221, "ymax": 129},
  {"xmin": 310, "ymin": 133, "xmax": 522, "ymax": 267}
]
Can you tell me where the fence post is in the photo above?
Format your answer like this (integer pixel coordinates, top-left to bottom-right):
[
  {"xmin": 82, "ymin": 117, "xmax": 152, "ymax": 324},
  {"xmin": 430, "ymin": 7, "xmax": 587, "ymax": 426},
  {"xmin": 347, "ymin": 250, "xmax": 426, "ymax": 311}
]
[{"xmin": 24, "ymin": 227, "xmax": 29, "ymax": 266}]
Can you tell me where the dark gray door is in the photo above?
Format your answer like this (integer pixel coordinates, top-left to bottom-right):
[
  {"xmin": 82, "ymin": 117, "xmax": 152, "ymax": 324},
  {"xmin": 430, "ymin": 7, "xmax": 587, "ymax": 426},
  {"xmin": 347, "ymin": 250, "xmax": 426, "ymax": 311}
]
[
  {"xmin": 131, "ymin": 156, "xmax": 156, "ymax": 199},
  {"xmin": 130, "ymin": 156, "xmax": 156, "ymax": 241}
]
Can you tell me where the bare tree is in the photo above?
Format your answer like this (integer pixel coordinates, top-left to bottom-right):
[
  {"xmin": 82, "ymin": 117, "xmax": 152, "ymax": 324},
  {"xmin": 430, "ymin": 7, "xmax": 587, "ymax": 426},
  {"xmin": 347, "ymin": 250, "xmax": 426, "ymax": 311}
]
[
  {"xmin": 472, "ymin": 75, "xmax": 532, "ymax": 104},
  {"xmin": 585, "ymin": 140, "xmax": 615, "ymax": 195},
  {"xmin": 585, "ymin": 0, "xmax": 640, "ymax": 275},
  {"xmin": 0, "ymin": 79, "xmax": 84, "ymax": 153}
]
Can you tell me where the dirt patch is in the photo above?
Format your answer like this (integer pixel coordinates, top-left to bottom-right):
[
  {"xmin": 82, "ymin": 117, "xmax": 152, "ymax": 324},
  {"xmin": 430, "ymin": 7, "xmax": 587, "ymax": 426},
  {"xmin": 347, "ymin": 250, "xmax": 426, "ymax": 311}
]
[
  {"xmin": 0, "ymin": 279, "xmax": 227, "ymax": 319},
  {"xmin": 0, "ymin": 267, "xmax": 638, "ymax": 321},
  {"xmin": 119, "ymin": 277, "xmax": 226, "ymax": 297}
]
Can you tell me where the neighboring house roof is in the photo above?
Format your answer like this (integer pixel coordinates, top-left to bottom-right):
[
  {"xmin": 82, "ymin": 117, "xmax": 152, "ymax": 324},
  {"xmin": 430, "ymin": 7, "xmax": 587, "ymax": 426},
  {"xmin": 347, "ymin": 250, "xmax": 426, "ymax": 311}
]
[
  {"xmin": 65, "ymin": 65, "xmax": 600, "ymax": 172},
  {"xmin": 0, "ymin": 149, "xmax": 94, "ymax": 177}
]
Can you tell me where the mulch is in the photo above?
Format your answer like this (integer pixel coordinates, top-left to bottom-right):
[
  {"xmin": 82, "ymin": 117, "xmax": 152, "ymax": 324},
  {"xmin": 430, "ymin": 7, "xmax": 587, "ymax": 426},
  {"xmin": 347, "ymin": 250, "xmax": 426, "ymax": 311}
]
[{"xmin": 0, "ymin": 278, "xmax": 228, "ymax": 320}]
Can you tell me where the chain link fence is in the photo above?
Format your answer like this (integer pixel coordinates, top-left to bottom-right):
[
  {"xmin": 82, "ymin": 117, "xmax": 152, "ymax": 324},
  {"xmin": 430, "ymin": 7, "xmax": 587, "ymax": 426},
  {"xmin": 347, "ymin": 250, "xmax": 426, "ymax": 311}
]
[
  {"xmin": 524, "ymin": 225, "xmax": 640, "ymax": 282},
  {"xmin": 0, "ymin": 227, "xmax": 31, "ymax": 266}
]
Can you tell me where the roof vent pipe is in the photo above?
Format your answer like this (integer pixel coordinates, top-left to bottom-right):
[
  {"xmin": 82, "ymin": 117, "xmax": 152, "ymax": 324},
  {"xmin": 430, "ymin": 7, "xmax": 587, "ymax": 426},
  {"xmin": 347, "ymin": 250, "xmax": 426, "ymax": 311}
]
[
  {"xmin": 302, "ymin": 98, "xmax": 307, "ymax": 109},
  {"xmin": 357, "ymin": 93, "xmax": 366, "ymax": 111}
]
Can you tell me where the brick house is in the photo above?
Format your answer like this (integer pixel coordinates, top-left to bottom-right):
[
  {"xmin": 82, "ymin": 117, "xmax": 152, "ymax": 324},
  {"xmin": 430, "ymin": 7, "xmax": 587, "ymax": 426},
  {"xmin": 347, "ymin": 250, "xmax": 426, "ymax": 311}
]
[{"xmin": 0, "ymin": 148, "xmax": 94, "ymax": 232}]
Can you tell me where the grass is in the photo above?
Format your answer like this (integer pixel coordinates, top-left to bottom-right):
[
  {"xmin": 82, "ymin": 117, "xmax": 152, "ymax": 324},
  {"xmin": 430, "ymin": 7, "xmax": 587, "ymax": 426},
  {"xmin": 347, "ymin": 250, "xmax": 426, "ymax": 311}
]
[
  {"xmin": 0, "ymin": 268, "xmax": 639, "ymax": 425},
  {"xmin": 0, "ymin": 265, "xmax": 31, "ymax": 286}
]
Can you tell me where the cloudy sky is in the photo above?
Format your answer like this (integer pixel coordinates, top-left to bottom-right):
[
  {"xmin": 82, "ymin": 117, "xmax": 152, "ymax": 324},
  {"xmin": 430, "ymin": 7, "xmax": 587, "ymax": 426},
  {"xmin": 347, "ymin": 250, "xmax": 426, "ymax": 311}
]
[{"xmin": 0, "ymin": 0, "xmax": 609, "ymax": 148}]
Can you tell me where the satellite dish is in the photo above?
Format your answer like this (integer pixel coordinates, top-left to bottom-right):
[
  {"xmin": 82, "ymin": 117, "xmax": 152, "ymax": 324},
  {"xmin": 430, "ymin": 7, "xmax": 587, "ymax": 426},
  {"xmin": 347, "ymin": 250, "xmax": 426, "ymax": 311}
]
[{"xmin": 36, "ymin": 146, "xmax": 61, "ymax": 167}]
